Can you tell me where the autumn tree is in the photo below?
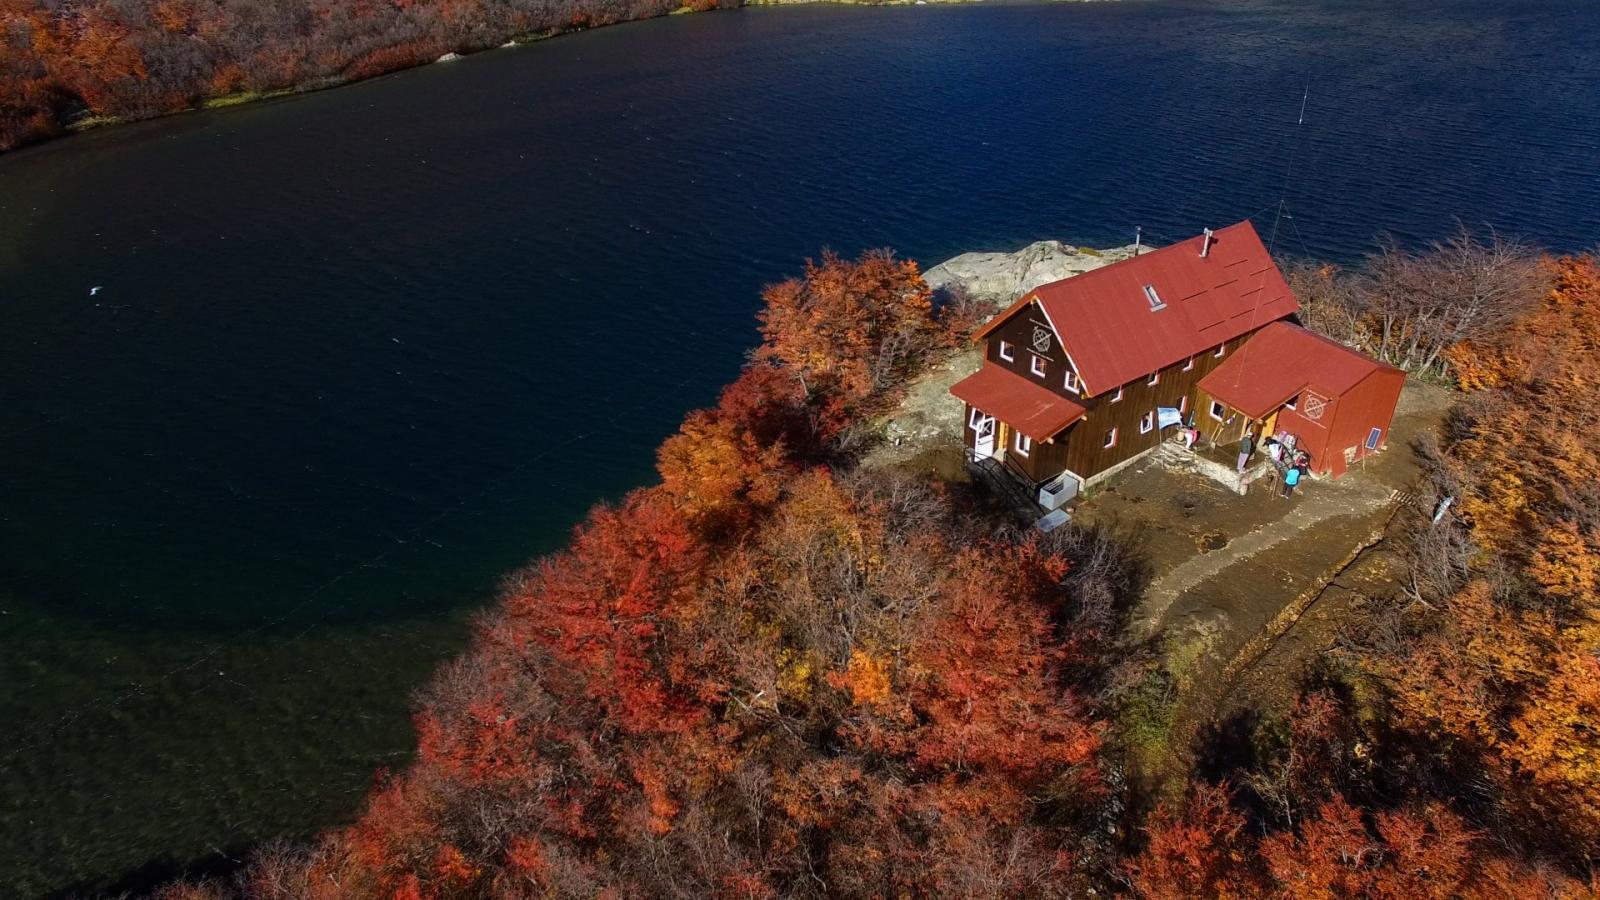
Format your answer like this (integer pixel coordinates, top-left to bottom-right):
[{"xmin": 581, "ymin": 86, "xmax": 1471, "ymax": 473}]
[
  {"xmin": 756, "ymin": 249, "xmax": 948, "ymax": 442},
  {"xmin": 1341, "ymin": 253, "xmax": 1600, "ymax": 864},
  {"xmin": 1282, "ymin": 227, "xmax": 1548, "ymax": 378}
]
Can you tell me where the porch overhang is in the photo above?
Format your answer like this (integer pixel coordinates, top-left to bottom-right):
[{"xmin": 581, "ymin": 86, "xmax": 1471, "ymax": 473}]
[
  {"xmin": 950, "ymin": 363, "xmax": 1087, "ymax": 442},
  {"xmin": 1198, "ymin": 358, "xmax": 1306, "ymax": 421}
]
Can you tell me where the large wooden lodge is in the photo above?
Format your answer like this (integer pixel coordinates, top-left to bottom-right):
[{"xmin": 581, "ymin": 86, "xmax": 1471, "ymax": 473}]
[{"xmin": 950, "ymin": 220, "xmax": 1403, "ymax": 504}]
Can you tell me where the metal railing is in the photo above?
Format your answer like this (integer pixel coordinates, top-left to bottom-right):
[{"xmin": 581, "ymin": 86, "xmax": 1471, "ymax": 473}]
[{"xmin": 963, "ymin": 449, "xmax": 1044, "ymax": 514}]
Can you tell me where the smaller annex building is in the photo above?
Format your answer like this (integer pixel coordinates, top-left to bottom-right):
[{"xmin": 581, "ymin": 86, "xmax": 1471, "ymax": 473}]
[
  {"xmin": 1197, "ymin": 321, "xmax": 1405, "ymax": 478},
  {"xmin": 949, "ymin": 220, "xmax": 1403, "ymax": 498}
]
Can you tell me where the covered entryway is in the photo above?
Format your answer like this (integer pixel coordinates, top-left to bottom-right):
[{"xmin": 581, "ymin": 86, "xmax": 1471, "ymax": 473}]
[
  {"xmin": 1198, "ymin": 322, "xmax": 1404, "ymax": 478},
  {"xmin": 971, "ymin": 411, "xmax": 997, "ymax": 460}
]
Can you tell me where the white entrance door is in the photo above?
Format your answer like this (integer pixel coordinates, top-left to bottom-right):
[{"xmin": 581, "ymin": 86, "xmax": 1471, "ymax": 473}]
[{"xmin": 973, "ymin": 413, "xmax": 997, "ymax": 460}]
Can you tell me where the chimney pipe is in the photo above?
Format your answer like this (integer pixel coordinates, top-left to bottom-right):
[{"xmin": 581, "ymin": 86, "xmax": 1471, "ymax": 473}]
[
  {"xmin": 1134, "ymin": 225, "xmax": 1142, "ymax": 257},
  {"xmin": 1200, "ymin": 227, "xmax": 1215, "ymax": 258}
]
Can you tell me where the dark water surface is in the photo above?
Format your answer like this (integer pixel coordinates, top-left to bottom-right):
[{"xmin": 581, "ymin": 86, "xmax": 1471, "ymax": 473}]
[{"xmin": 3, "ymin": 0, "xmax": 1598, "ymax": 892}]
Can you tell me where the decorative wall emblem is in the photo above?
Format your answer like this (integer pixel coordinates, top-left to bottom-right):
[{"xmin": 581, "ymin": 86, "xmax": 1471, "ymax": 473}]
[
  {"xmin": 1031, "ymin": 324, "xmax": 1053, "ymax": 354},
  {"xmin": 1302, "ymin": 391, "xmax": 1330, "ymax": 421}
]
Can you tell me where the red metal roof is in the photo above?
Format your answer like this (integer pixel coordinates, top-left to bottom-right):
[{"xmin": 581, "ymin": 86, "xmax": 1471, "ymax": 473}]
[
  {"xmin": 978, "ymin": 220, "xmax": 1298, "ymax": 394},
  {"xmin": 950, "ymin": 362, "xmax": 1087, "ymax": 442},
  {"xmin": 1198, "ymin": 321, "xmax": 1397, "ymax": 419}
]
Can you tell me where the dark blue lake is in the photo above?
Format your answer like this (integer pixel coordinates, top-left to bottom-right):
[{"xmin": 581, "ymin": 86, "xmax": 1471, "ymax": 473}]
[{"xmin": 2, "ymin": 0, "xmax": 1598, "ymax": 892}]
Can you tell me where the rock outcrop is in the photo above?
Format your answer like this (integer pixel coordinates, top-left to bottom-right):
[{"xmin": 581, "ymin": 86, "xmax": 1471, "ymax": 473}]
[{"xmin": 923, "ymin": 239, "xmax": 1141, "ymax": 305}]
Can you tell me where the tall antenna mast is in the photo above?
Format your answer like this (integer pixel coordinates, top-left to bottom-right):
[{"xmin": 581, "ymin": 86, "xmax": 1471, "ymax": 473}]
[{"xmin": 1267, "ymin": 80, "xmax": 1311, "ymax": 256}]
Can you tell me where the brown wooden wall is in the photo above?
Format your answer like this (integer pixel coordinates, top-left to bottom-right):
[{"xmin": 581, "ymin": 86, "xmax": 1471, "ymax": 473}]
[
  {"xmin": 968, "ymin": 301, "xmax": 1279, "ymax": 485},
  {"xmin": 1051, "ymin": 327, "xmax": 1266, "ymax": 481},
  {"xmin": 983, "ymin": 302, "xmax": 1081, "ymax": 398}
]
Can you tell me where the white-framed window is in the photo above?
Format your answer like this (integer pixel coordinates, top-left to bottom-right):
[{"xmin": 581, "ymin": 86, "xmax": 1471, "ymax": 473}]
[
  {"xmin": 1142, "ymin": 284, "xmax": 1166, "ymax": 311},
  {"xmin": 968, "ymin": 407, "xmax": 987, "ymax": 430},
  {"xmin": 1285, "ymin": 393, "xmax": 1301, "ymax": 411},
  {"xmin": 1140, "ymin": 410, "xmax": 1155, "ymax": 434},
  {"xmin": 1214, "ymin": 342, "xmax": 1226, "ymax": 358},
  {"xmin": 1183, "ymin": 355, "xmax": 1195, "ymax": 371},
  {"xmin": 1014, "ymin": 432, "xmax": 1033, "ymax": 456},
  {"xmin": 1147, "ymin": 371, "xmax": 1160, "ymax": 387},
  {"xmin": 1110, "ymin": 386, "xmax": 1123, "ymax": 403},
  {"xmin": 1365, "ymin": 427, "xmax": 1382, "ymax": 450},
  {"xmin": 1030, "ymin": 355, "xmax": 1047, "ymax": 378},
  {"xmin": 1209, "ymin": 400, "xmax": 1226, "ymax": 421},
  {"xmin": 1063, "ymin": 369, "xmax": 1082, "ymax": 394},
  {"xmin": 1104, "ymin": 427, "xmax": 1118, "ymax": 448},
  {"xmin": 998, "ymin": 340, "xmax": 1015, "ymax": 362}
]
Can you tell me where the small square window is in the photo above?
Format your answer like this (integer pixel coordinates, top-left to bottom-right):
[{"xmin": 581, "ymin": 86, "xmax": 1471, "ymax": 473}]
[
  {"xmin": 1110, "ymin": 386, "xmax": 1123, "ymax": 403},
  {"xmin": 1030, "ymin": 355, "xmax": 1047, "ymax": 377},
  {"xmin": 1147, "ymin": 371, "xmax": 1160, "ymax": 387},
  {"xmin": 1285, "ymin": 393, "xmax": 1300, "ymax": 410},
  {"xmin": 998, "ymin": 340, "xmax": 1015, "ymax": 362},
  {"xmin": 1209, "ymin": 400, "xmax": 1226, "ymax": 421},
  {"xmin": 1063, "ymin": 370, "xmax": 1081, "ymax": 394},
  {"xmin": 968, "ymin": 407, "xmax": 986, "ymax": 429},
  {"xmin": 1183, "ymin": 355, "xmax": 1195, "ymax": 372},
  {"xmin": 1214, "ymin": 342, "xmax": 1226, "ymax": 358},
  {"xmin": 1014, "ymin": 432, "xmax": 1033, "ymax": 456},
  {"xmin": 1140, "ymin": 411, "xmax": 1155, "ymax": 434},
  {"xmin": 1104, "ymin": 427, "xmax": 1118, "ymax": 448}
]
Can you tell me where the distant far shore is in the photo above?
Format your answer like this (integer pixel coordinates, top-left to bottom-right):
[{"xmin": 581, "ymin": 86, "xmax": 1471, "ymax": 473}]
[{"xmin": 3, "ymin": 0, "xmax": 1109, "ymax": 156}]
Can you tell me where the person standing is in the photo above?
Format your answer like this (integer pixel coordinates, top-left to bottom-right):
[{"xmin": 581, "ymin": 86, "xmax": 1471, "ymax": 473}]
[
  {"xmin": 1282, "ymin": 462, "xmax": 1302, "ymax": 499},
  {"xmin": 1237, "ymin": 429, "xmax": 1255, "ymax": 474}
]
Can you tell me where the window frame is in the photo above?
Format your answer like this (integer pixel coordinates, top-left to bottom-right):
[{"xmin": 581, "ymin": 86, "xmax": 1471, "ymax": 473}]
[
  {"xmin": 1104, "ymin": 427, "xmax": 1118, "ymax": 449},
  {"xmin": 1139, "ymin": 410, "xmax": 1155, "ymax": 434},
  {"xmin": 1030, "ymin": 354, "xmax": 1047, "ymax": 378},
  {"xmin": 1285, "ymin": 393, "xmax": 1300, "ymax": 411},
  {"xmin": 1063, "ymin": 369, "xmax": 1082, "ymax": 394},
  {"xmin": 1142, "ymin": 284, "xmax": 1166, "ymax": 311},
  {"xmin": 1013, "ymin": 432, "xmax": 1033, "ymax": 457},
  {"xmin": 1147, "ymin": 371, "xmax": 1160, "ymax": 387},
  {"xmin": 1209, "ymin": 400, "xmax": 1226, "ymax": 421},
  {"xmin": 998, "ymin": 340, "xmax": 1015, "ymax": 362},
  {"xmin": 1183, "ymin": 355, "xmax": 1195, "ymax": 372},
  {"xmin": 1179, "ymin": 395, "xmax": 1188, "ymax": 415},
  {"xmin": 1214, "ymin": 342, "xmax": 1226, "ymax": 358},
  {"xmin": 1110, "ymin": 386, "xmax": 1123, "ymax": 403},
  {"xmin": 968, "ymin": 407, "xmax": 987, "ymax": 430}
]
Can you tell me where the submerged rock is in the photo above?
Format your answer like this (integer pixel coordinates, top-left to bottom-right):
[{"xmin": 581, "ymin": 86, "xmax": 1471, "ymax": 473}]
[
  {"xmin": 436, "ymin": 52, "xmax": 463, "ymax": 63},
  {"xmin": 923, "ymin": 239, "xmax": 1142, "ymax": 305}
]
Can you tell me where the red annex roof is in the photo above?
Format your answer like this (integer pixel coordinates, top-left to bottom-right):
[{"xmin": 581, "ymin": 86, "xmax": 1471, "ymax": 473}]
[
  {"xmin": 977, "ymin": 220, "xmax": 1298, "ymax": 394},
  {"xmin": 950, "ymin": 362, "xmax": 1087, "ymax": 442},
  {"xmin": 1199, "ymin": 321, "xmax": 1397, "ymax": 419}
]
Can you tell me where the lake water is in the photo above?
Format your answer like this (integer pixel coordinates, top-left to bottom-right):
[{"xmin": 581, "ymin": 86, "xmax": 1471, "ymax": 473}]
[{"xmin": 3, "ymin": 0, "xmax": 1598, "ymax": 892}]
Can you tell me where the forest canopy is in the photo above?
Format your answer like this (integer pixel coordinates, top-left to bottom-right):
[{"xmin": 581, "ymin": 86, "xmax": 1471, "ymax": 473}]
[{"xmin": 152, "ymin": 243, "xmax": 1600, "ymax": 898}]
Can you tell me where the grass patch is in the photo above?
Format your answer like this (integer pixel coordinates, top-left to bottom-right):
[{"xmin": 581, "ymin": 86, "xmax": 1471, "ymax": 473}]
[{"xmin": 1117, "ymin": 663, "xmax": 1178, "ymax": 783}]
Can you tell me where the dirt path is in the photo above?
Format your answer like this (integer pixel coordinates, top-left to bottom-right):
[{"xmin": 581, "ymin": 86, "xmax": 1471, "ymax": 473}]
[
  {"xmin": 1134, "ymin": 473, "xmax": 1397, "ymax": 636},
  {"xmin": 1071, "ymin": 381, "xmax": 1452, "ymax": 794}
]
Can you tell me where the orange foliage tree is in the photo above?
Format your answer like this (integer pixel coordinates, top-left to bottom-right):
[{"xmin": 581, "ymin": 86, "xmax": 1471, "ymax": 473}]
[
  {"xmin": 171, "ymin": 248, "xmax": 1114, "ymax": 898},
  {"xmin": 756, "ymin": 249, "xmax": 949, "ymax": 441},
  {"xmin": 1349, "ymin": 253, "xmax": 1600, "ymax": 863}
]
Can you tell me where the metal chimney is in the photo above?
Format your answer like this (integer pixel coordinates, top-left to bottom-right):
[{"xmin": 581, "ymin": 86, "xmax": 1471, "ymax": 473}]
[{"xmin": 1200, "ymin": 227, "xmax": 1215, "ymax": 258}]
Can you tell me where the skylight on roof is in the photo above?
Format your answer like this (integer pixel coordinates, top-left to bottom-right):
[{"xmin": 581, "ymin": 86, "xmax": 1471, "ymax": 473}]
[{"xmin": 1143, "ymin": 284, "xmax": 1166, "ymax": 311}]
